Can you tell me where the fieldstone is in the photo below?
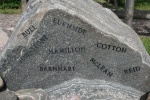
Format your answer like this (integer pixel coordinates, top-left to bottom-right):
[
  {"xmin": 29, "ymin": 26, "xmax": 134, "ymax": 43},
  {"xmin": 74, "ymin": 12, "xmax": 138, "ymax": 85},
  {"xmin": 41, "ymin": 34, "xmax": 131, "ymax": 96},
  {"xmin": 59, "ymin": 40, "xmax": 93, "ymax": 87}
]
[
  {"xmin": 147, "ymin": 93, "xmax": 150, "ymax": 100},
  {"xmin": 15, "ymin": 89, "xmax": 48, "ymax": 100},
  {"xmin": 0, "ymin": 0, "xmax": 149, "ymax": 98},
  {"xmin": 0, "ymin": 76, "xmax": 4, "ymax": 89},
  {"xmin": 15, "ymin": 79, "xmax": 143, "ymax": 100},
  {"xmin": 0, "ymin": 90, "xmax": 18, "ymax": 100},
  {"xmin": 0, "ymin": 27, "xmax": 9, "ymax": 53},
  {"xmin": 43, "ymin": 79, "xmax": 143, "ymax": 100}
]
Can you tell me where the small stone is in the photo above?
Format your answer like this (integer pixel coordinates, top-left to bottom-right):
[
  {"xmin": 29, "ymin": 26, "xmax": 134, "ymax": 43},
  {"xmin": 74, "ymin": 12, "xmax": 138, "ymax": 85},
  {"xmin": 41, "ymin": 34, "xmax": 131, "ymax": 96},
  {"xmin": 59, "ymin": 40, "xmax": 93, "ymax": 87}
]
[
  {"xmin": 147, "ymin": 93, "xmax": 150, "ymax": 100},
  {"xmin": 0, "ymin": 90, "xmax": 18, "ymax": 100},
  {"xmin": 67, "ymin": 95, "xmax": 81, "ymax": 100},
  {"xmin": 15, "ymin": 89, "xmax": 48, "ymax": 100},
  {"xmin": 0, "ymin": 76, "xmax": 4, "ymax": 89}
]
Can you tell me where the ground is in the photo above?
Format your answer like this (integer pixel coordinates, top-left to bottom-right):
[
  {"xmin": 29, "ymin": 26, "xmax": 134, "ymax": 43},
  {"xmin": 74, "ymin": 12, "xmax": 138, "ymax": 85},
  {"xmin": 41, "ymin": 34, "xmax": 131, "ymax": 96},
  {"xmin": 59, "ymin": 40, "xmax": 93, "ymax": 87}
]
[{"xmin": 0, "ymin": 14, "xmax": 21, "ymax": 37}]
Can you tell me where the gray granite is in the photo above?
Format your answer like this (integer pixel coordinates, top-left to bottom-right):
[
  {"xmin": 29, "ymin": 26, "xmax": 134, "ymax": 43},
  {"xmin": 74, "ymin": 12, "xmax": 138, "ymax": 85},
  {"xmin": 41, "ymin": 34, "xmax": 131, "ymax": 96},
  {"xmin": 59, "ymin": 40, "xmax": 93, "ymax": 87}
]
[
  {"xmin": 16, "ymin": 79, "xmax": 144, "ymax": 100},
  {"xmin": 16, "ymin": 89, "xmax": 48, "ymax": 100},
  {"xmin": 0, "ymin": 90, "xmax": 18, "ymax": 100},
  {"xmin": 46, "ymin": 79, "xmax": 143, "ymax": 100},
  {"xmin": 0, "ymin": 0, "xmax": 149, "ymax": 96}
]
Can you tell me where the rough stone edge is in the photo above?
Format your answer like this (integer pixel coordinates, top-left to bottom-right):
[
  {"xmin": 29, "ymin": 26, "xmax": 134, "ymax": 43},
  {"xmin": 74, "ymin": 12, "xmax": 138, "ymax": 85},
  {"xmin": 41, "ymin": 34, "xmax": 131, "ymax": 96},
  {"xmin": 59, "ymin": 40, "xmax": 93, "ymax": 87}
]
[{"xmin": 45, "ymin": 78, "xmax": 144, "ymax": 97}]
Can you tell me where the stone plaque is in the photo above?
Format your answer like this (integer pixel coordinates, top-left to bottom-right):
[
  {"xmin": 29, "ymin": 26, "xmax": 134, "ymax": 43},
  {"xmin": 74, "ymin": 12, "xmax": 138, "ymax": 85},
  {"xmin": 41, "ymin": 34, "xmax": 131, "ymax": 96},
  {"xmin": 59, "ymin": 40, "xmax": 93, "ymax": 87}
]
[{"xmin": 0, "ymin": 0, "xmax": 150, "ymax": 95}]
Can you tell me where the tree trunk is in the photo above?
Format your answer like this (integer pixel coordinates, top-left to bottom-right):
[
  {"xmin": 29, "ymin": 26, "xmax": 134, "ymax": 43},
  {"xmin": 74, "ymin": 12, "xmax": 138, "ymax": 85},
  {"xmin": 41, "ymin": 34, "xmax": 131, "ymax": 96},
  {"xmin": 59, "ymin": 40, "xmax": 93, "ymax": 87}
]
[
  {"xmin": 21, "ymin": 0, "xmax": 27, "ymax": 10},
  {"xmin": 114, "ymin": 0, "xmax": 118, "ymax": 7},
  {"xmin": 107, "ymin": 0, "xmax": 110, "ymax": 3},
  {"xmin": 124, "ymin": 0, "xmax": 135, "ymax": 27}
]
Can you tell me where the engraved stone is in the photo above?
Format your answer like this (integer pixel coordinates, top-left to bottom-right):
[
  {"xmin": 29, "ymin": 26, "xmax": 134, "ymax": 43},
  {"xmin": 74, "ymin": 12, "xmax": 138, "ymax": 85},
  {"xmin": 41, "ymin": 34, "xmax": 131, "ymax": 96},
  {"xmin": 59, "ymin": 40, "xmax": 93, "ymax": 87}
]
[{"xmin": 0, "ymin": 0, "xmax": 150, "ymax": 98}]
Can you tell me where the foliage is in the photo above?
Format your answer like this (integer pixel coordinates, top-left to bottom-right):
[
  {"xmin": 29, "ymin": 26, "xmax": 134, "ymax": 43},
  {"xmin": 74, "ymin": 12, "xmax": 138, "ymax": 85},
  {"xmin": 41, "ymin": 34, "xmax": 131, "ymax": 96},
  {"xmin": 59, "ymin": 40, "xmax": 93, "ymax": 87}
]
[
  {"xmin": 0, "ymin": 0, "xmax": 21, "ymax": 9},
  {"xmin": 0, "ymin": 2, "xmax": 21, "ymax": 9},
  {"xmin": 140, "ymin": 36, "xmax": 150, "ymax": 55},
  {"xmin": 0, "ymin": 9, "xmax": 22, "ymax": 14},
  {"xmin": 95, "ymin": 0, "xmax": 150, "ymax": 10}
]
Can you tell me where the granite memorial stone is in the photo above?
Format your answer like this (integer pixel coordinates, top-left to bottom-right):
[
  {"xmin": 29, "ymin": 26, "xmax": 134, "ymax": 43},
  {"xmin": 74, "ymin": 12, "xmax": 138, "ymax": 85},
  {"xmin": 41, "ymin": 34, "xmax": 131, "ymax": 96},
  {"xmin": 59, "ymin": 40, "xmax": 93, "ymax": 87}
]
[{"xmin": 0, "ymin": 0, "xmax": 150, "ymax": 99}]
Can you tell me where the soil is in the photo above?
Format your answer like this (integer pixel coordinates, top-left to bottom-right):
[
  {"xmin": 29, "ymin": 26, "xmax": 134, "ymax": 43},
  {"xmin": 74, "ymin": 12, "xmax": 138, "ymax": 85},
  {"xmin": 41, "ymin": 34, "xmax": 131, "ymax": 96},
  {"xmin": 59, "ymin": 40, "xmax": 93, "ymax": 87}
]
[{"xmin": 0, "ymin": 14, "xmax": 21, "ymax": 37}]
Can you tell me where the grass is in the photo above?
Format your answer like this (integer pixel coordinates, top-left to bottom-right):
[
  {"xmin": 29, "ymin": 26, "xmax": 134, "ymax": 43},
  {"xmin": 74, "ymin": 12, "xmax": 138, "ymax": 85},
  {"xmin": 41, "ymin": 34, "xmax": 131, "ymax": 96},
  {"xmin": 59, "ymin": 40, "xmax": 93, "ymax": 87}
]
[
  {"xmin": 135, "ymin": 3, "xmax": 150, "ymax": 10},
  {"xmin": 140, "ymin": 36, "xmax": 150, "ymax": 55},
  {"xmin": 0, "ymin": 9, "xmax": 22, "ymax": 14}
]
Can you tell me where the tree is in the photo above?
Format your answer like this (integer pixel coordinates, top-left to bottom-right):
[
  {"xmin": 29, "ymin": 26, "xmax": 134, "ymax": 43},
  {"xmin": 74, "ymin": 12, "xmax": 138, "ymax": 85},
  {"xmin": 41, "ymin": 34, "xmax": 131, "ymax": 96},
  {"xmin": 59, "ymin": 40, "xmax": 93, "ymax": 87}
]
[
  {"xmin": 21, "ymin": 0, "xmax": 27, "ymax": 10},
  {"xmin": 114, "ymin": 0, "xmax": 118, "ymax": 7},
  {"xmin": 124, "ymin": 0, "xmax": 135, "ymax": 27}
]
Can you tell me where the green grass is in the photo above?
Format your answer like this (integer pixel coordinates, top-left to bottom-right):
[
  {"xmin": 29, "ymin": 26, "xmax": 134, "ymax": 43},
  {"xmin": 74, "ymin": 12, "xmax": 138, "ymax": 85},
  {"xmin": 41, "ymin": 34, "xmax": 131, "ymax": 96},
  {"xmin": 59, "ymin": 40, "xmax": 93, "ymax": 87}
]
[
  {"xmin": 135, "ymin": 3, "xmax": 150, "ymax": 10},
  {"xmin": 140, "ymin": 36, "xmax": 150, "ymax": 55},
  {"xmin": 0, "ymin": 9, "xmax": 22, "ymax": 14}
]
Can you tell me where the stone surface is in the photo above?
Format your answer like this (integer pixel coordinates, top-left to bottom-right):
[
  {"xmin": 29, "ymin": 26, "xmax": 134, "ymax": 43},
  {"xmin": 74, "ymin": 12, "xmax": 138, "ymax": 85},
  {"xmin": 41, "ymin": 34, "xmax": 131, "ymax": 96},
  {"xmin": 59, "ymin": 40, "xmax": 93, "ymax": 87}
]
[
  {"xmin": 0, "ymin": 27, "xmax": 9, "ymax": 53},
  {"xmin": 15, "ymin": 79, "xmax": 143, "ymax": 100},
  {"xmin": 16, "ymin": 89, "xmax": 48, "ymax": 100},
  {"xmin": 0, "ymin": 0, "xmax": 150, "ymax": 95},
  {"xmin": 46, "ymin": 79, "xmax": 143, "ymax": 100},
  {"xmin": 0, "ymin": 76, "xmax": 4, "ymax": 89},
  {"xmin": 0, "ymin": 90, "xmax": 18, "ymax": 100}
]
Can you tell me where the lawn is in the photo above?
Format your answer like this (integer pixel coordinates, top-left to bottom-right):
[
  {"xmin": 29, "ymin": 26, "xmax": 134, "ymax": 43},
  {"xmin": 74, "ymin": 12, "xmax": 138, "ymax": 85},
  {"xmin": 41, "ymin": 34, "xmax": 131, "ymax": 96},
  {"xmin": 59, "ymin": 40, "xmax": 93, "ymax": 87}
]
[
  {"xmin": 140, "ymin": 36, "xmax": 150, "ymax": 55},
  {"xmin": 0, "ymin": 9, "xmax": 22, "ymax": 14}
]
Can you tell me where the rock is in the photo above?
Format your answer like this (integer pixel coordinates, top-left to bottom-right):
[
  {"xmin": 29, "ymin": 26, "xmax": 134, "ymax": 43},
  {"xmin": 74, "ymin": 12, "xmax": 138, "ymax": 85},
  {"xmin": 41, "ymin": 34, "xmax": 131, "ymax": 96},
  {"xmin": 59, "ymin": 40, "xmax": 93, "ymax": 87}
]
[
  {"xmin": 0, "ymin": 76, "xmax": 4, "ymax": 89},
  {"xmin": 0, "ymin": 0, "xmax": 149, "ymax": 98},
  {"xmin": 15, "ymin": 79, "xmax": 143, "ymax": 100},
  {"xmin": 147, "ymin": 93, "xmax": 150, "ymax": 100},
  {"xmin": 0, "ymin": 90, "xmax": 18, "ymax": 100},
  {"xmin": 46, "ymin": 79, "xmax": 143, "ymax": 100},
  {"xmin": 15, "ymin": 89, "xmax": 48, "ymax": 100},
  {"xmin": 5, "ymin": 27, "xmax": 15, "ymax": 37},
  {"xmin": 0, "ymin": 27, "xmax": 9, "ymax": 53}
]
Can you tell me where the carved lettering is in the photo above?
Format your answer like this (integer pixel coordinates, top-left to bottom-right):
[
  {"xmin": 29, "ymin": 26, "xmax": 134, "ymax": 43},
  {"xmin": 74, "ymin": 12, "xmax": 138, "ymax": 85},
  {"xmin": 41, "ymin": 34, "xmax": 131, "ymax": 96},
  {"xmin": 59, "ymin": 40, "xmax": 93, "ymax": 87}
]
[
  {"xmin": 124, "ymin": 66, "xmax": 141, "ymax": 74},
  {"xmin": 53, "ymin": 18, "xmax": 87, "ymax": 35},
  {"xmin": 48, "ymin": 47, "xmax": 85, "ymax": 54},
  {"xmin": 22, "ymin": 25, "xmax": 37, "ymax": 37},
  {"xmin": 39, "ymin": 65, "xmax": 75, "ymax": 71},
  {"xmin": 97, "ymin": 43, "xmax": 127, "ymax": 53},
  {"xmin": 18, "ymin": 34, "xmax": 48, "ymax": 63},
  {"xmin": 90, "ymin": 58, "xmax": 113, "ymax": 77}
]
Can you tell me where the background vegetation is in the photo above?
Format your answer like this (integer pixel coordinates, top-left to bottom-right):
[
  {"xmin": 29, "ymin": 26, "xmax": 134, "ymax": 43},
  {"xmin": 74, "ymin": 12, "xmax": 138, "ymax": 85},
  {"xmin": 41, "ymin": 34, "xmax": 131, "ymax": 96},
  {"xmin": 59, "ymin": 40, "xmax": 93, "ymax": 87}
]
[
  {"xmin": 95, "ymin": 0, "xmax": 150, "ymax": 10},
  {"xmin": 140, "ymin": 36, "xmax": 150, "ymax": 55}
]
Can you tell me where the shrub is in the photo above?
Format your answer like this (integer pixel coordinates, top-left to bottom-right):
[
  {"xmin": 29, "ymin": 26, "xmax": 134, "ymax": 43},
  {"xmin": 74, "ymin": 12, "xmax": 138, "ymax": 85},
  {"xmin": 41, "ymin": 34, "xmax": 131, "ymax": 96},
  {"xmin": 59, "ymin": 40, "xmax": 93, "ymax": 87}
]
[{"xmin": 0, "ymin": 2, "xmax": 21, "ymax": 9}]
